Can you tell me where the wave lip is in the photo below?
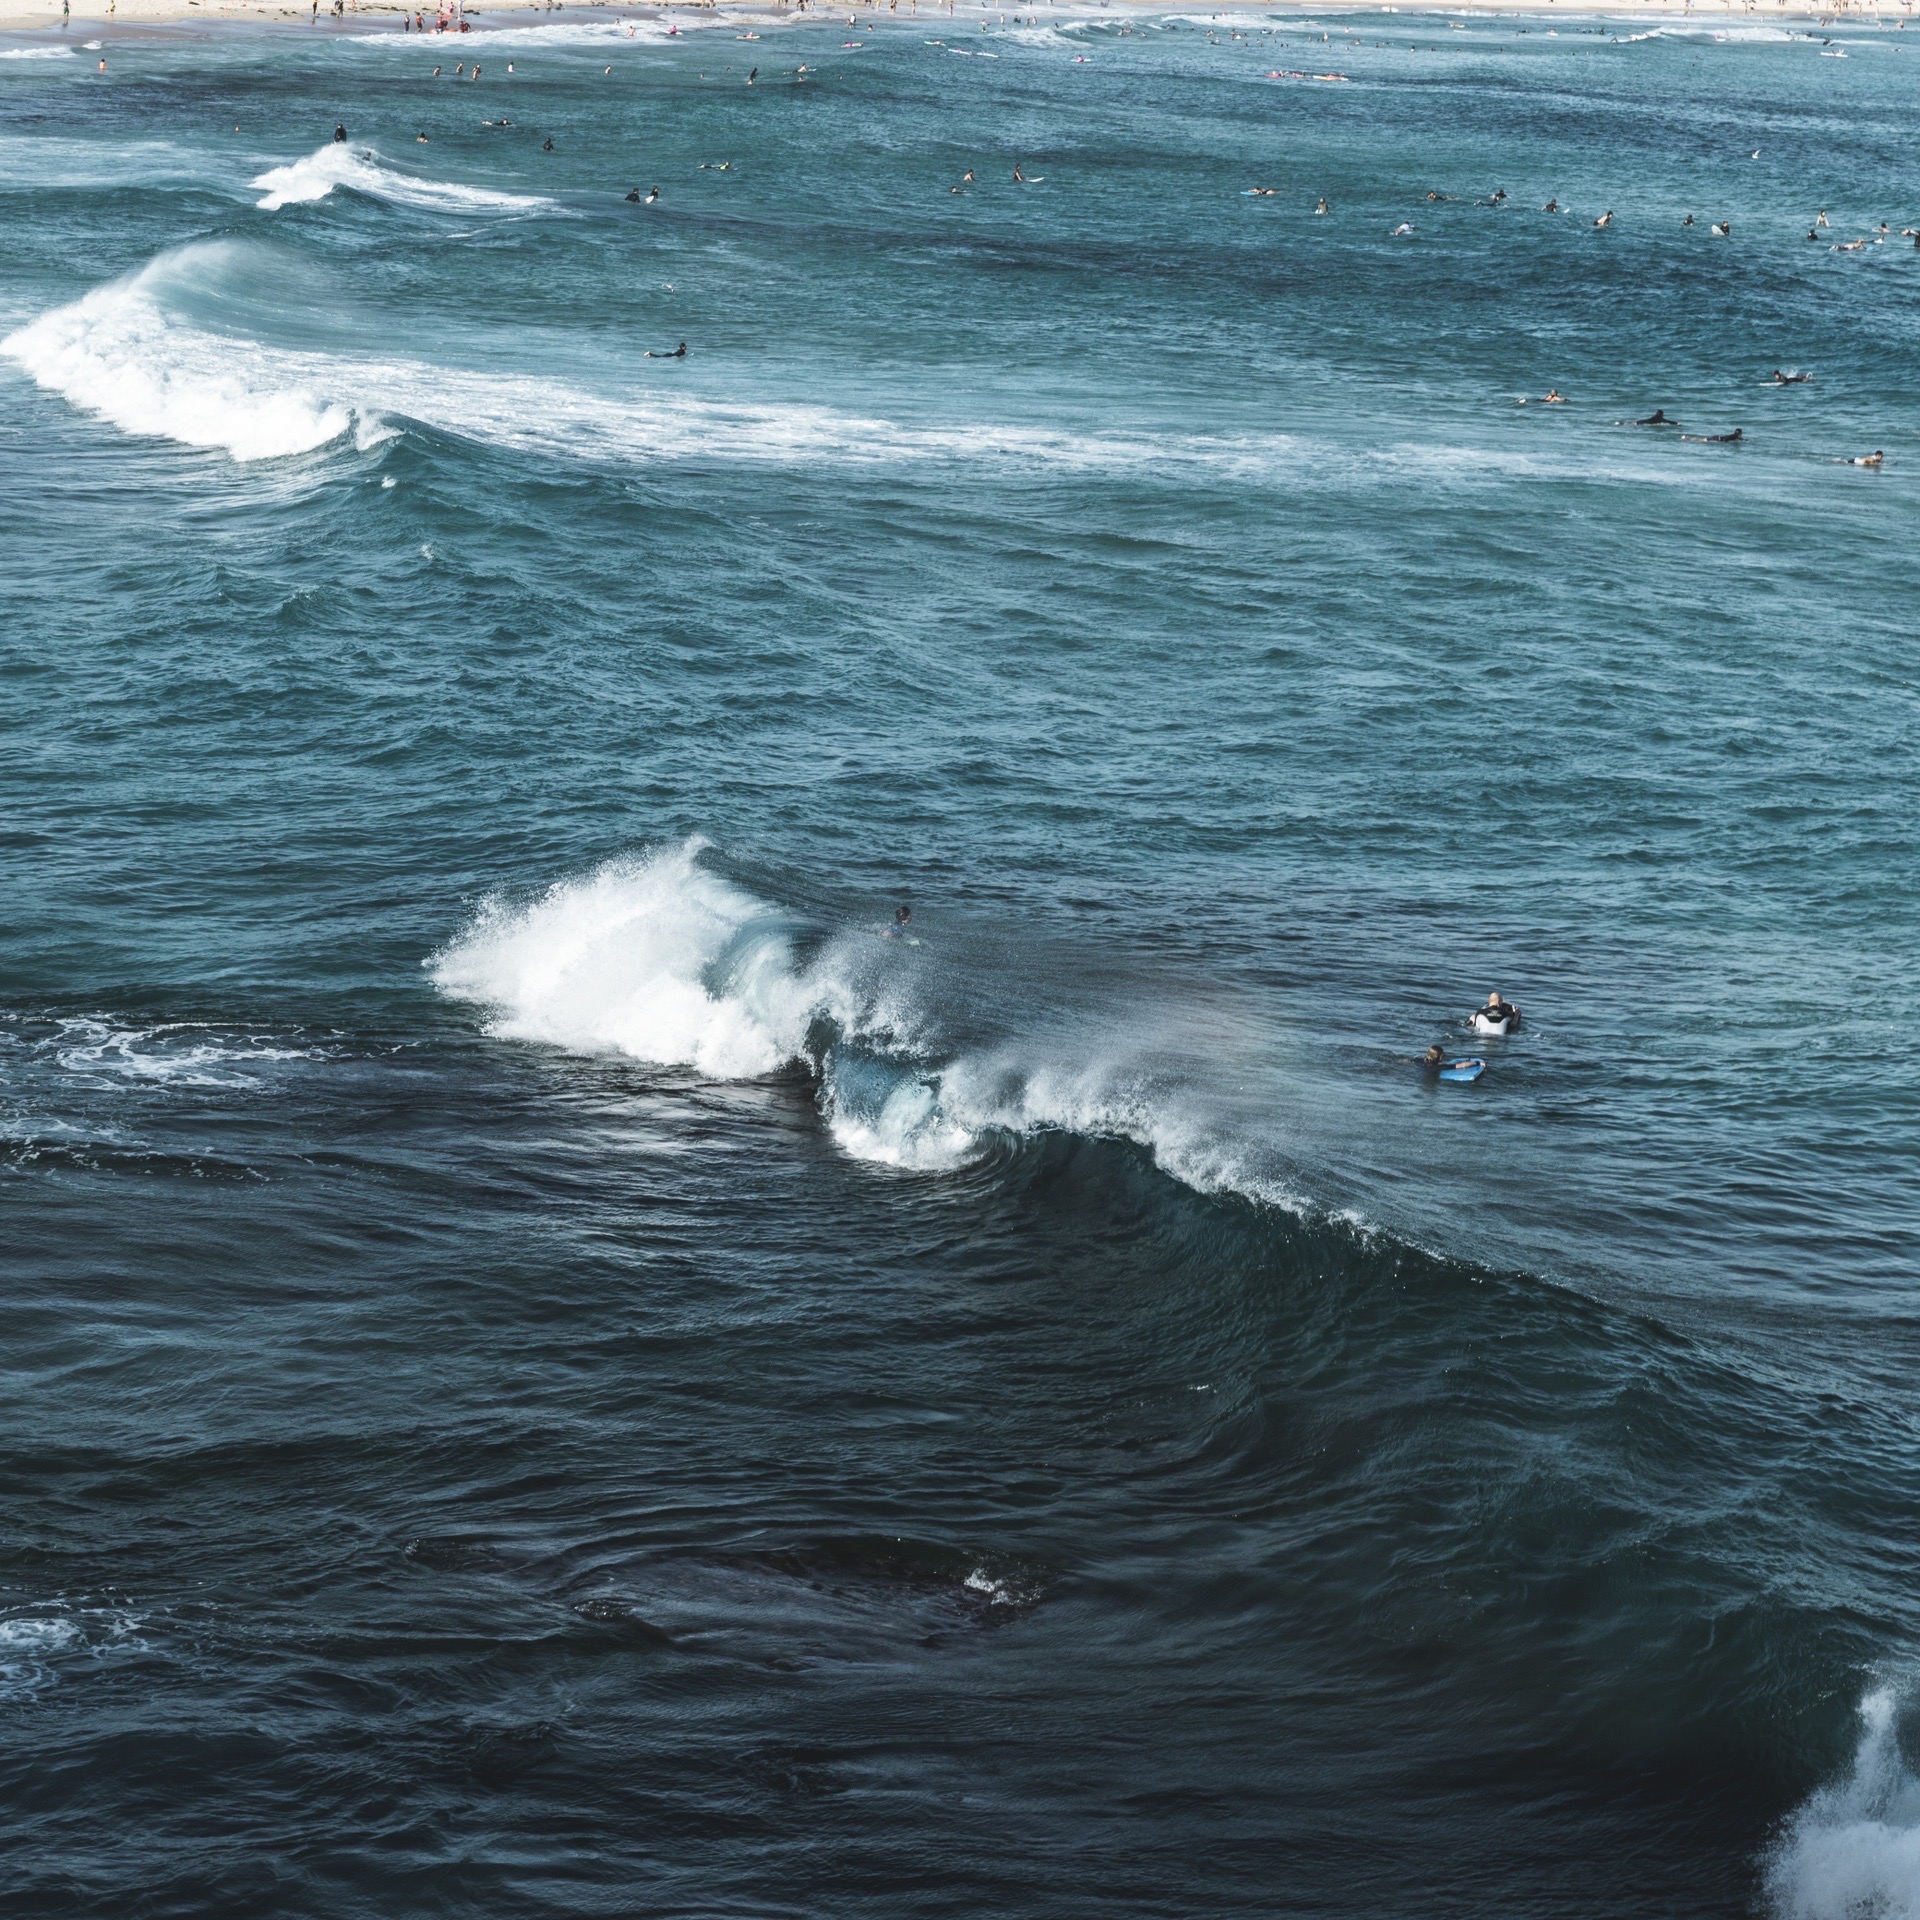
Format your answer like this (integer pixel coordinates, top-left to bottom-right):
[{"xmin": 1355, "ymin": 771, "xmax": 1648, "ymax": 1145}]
[
  {"xmin": 0, "ymin": 43, "xmax": 75, "ymax": 58},
  {"xmin": 251, "ymin": 141, "xmax": 554, "ymax": 213},
  {"xmin": 1766, "ymin": 1686, "xmax": 1920, "ymax": 1920}
]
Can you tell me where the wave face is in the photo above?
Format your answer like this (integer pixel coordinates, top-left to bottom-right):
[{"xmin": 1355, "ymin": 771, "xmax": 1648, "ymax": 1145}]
[{"xmin": 1768, "ymin": 1690, "xmax": 1920, "ymax": 1920}]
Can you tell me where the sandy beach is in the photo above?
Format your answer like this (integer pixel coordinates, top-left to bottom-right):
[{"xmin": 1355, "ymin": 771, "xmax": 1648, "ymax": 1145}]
[{"xmin": 0, "ymin": 0, "xmax": 1900, "ymax": 41}]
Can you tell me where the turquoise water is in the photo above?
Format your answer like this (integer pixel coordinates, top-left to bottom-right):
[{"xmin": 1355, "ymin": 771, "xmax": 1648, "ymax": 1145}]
[{"xmin": 4, "ymin": 9, "xmax": 1919, "ymax": 1913}]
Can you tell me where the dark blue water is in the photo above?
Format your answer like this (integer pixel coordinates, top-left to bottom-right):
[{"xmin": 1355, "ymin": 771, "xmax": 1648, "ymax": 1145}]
[{"xmin": 4, "ymin": 8, "xmax": 1920, "ymax": 1914}]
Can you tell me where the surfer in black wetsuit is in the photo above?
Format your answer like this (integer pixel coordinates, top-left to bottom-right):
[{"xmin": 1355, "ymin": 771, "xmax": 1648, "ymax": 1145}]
[
  {"xmin": 1633, "ymin": 409, "xmax": 1676, "ymax": 427},
  {"xmin": 334, "ymin": 123, "xmax": 348, "ymax": 141},
  {"xmin": 644, "ymin": 343, "xmax": 687, "ymax": 358},
  {"xmin": 1475, "ymin": 991, "xmax": 1520, "ymax": 1031},
  {"xmin": 1421, "ymin": 1045, "xmax": 1445, "ymax": 1071}
]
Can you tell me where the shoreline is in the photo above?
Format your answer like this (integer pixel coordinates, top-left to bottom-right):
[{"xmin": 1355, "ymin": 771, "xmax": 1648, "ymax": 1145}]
[{"xmin": 0, "ymin": 0, "xmax": 1901, "ymax": 39}]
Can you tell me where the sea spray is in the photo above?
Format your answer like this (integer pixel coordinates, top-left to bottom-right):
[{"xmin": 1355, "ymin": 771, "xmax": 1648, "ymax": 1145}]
[{"xmin": 1767, "ymin": 1687, "xmax": 1920, "ymax": 1920}]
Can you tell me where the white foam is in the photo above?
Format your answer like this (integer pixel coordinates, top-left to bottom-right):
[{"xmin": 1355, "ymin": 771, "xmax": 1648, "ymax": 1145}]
[
  {"xmin": 251, "ymin": 140, "xmax": 553, "ymax": 213},
  {"xmin": 1767, "ymin": 1688, "xmax": 1920, "ymax": 1920},
  {"xmin": 51, "ymin": 1019, "xmax": 324, "ymax": 1089},
  {"xmin": 430, "ymin": 842, "xmax": 829, "ymax": 1079},
  {"xmin": 0, "ymin": 44, "xmax": 75, "ymax": 58}
]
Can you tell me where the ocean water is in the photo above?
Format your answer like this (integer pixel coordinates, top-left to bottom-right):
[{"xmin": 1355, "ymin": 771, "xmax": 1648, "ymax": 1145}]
[{"xmin": 3, "ymin": 6, "xmax": 1919, "ymax": 1913}]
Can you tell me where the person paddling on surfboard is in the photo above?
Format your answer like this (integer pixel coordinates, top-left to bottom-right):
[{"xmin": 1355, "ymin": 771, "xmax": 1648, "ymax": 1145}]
[
  {"xmin": 882, "ymin": 905, "xmax": 912, "ymax": 940},
  {"xmin": 1470, "ymin": 990, "xmax": 1520, "ymax": 1034}
]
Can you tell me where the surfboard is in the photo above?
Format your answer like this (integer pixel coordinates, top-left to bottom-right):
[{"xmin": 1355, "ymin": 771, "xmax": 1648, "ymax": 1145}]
[{"xmin": 1438, "ymin": 1058, "xmax": 1484, "ymax": 1083}]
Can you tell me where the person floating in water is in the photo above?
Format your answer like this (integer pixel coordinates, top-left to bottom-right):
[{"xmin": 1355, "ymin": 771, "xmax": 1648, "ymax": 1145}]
[
  {"xmin": 1771, "ymin": 370, "xmax": 1811, "ymax": 385},
  {"xmin": 1682, "ymin": 427, "xmax": 1743, "ymax": 443},
  {"xmin": 543, "ymin": 136, "xmax": 554, "ymax": 151},
  {"xmin": 645, "ymin": 185, "xmax": 659, "ymax": 203},
  {"xmin": 643, "ymin": 343, "xmax": 687, "ymax": 358},
  {"xmin": 334, "ymin": 122, "xmax": 348, "ymax": 141},
  {"xmin": 1421, "ymin": 1045, "xmax": 1446, "ymax": 1071},
  {"xmin": 1541, "ymin": 197, "xmax": 1558, "ymax": 212},
  {"xmin": 1629, "ymin": 408, "xmax": 1676, "ymax": 427},
  {"xmin": 1850, "ymin": 450, "xmax": 1885, "ymax": 467},
  {"xmin": 882, "ymin": 905, "xmax": 912, "ymax": 940},
  {"xmin": 1471, "ymin": 991, "xmax": 1521, "ymax": 1033},
  {"xmin": 1594, "ymin": 210, "xmax": 1613, "ymax": 228},
  {"xmin": 626, "ymin": 186, "xmax": 640, "ymax": 201}
]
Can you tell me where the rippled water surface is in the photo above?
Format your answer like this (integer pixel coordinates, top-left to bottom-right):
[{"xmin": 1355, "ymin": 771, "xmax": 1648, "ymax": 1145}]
[{"xmin": 3, "ymin": 8, "xmax": 1919, "ymax": 1914}]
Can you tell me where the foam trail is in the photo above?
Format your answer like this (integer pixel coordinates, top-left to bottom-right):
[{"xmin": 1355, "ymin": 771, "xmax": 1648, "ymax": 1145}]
[
  {"xmin": 0, "ymin": 44, "xmax": 75, "ymax": 58},
  {"xmin": 251, "ymin": 142, "xmax": 553, "ymax": 213},
  {"xmin": 1766, "ymin": 1686, "xmax": 1920, "ymax": 1920}
]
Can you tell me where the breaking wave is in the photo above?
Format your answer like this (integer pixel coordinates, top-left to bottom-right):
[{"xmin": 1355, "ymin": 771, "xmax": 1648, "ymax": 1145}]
[
  {"xmin": 251, "ymin": 140, "xmax": 554, "ymax": 213},
  {"xmin": 429, "ymin": 841, "xmax": 1308, "ymax": 1208}
]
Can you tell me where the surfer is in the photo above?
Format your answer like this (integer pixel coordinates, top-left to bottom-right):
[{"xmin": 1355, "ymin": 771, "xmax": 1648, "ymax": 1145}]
[
  {"xmin": 883, "ymin": 906, "xmax": 913, "ymax": 940},
  {"xmin": 1850, "ymin": 450, "xmax": 1885, "ymax": 467},
  {"xmin": 1421, "ymin": 1045, "xmax": 1446, "ymax": 1071},
  {"xmin": 543, "ymin": 135, "xmax": 554, "ymax": 151},
  {"xmin": 626, "ymin": 187, "xmax": 640, "ymax": 201},
  {"xmin": 1681, "ymin": 427, "xmax": 1743, "ymax": 443},
  {"xmin": 334, "ymin": 122, "xmax": 348, "ymax": 141},
  {"xmin": 1471, "ymin": 991, "xmax": 1521, "ymax": 1034},
  {"xmin": 1594, "ymin": 210, "xmax": 1613, "ymax": 227},
  {"xmin": 1631, "ymin": 408, "xmax": 1676, "ymax": 427},
  {"xmin": 1541, "ymin": 197, "xmax": 1558, "ymax": 212},
  {"xmin": 1771, "ymin": 370, "xmax": 1810, "ymax": 385},
  {"xmin": 1314, "ymin": 196, "xmax": 1330, "ymax": 214},
  {"xmin": 644, "ymin": 343, "xmax": 688, "ymax": 358}
]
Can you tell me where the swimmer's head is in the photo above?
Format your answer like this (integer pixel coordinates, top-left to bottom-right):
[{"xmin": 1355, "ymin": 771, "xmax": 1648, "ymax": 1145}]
[
  {"xmin": 1424, "ymin": 1045, "xmax": 1443, "ymax": 1065},
  {"xmin": 894, "ymin": 905, "xmax": 911, "ymax": 924},
  {"xmin": 1487, "ymin": 990, "xmax": 1502, "ymax": 1005}
]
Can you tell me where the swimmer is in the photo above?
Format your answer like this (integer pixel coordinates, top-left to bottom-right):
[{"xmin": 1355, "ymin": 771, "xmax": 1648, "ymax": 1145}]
[
  {"xmin": 1594, "ymin": 209, "xmax": 1612, "ymax": 227},
  {"xmin": 1391, "ymin": 222, "xmax": 1414, "ymax": 235},
  {"xmin": 1850, "ymin": 450, "xmax": 1885, "ymax": 466},
  {"xmin": 883, "ymin": 905, "xmax": 913, "ymax": 940},
  {"xmin": 417, "ymin": 130, "xmax": 430, "ymax": 141},
  {"xmin": 1770, "ymin": 370, "xmax": 1811, "ymax": 385},
  {"xmin": 1421, "ymin": 1045, "xmax": 1445, "ymax": 1070},
  {"xmin": 625, "ymin": 186, "xmax": 640, "ymax": 200},
  {"xmin": 1631, "ymin": 409, "xmax": 1677, "ymax": 427},
  {"xmin": 1470, "ymin": 991, "xmax": 1521, "ymax": 1034},
  {"xmin": 1314, "ymin": 196, "xmax": 1329, "ymax": 214},
  {"xmin": 1542, "ymin": 388, "xmax": 1565, "ymax": 403},
  {"xmin": 543, "ymin": 135, "xmax": 553, "ymax": 151},
  {"xmin": 1816, "ymin": 209, "xmax": 1830, "ymax": 227},
  {"xmin": 644, "ymin": 343, "xmax": 688, "ymax": 358},
  {"xmin": 1683, "ymin": 214, "xmax": 1695, "ymax": 227},
  {"xmin": 1541, "ymin": 197, "xmax": 1558, "ymax": 212},
  {"xmin": 1680, "ymin": 427, "xmax": 1743, "ymax": 443}
]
